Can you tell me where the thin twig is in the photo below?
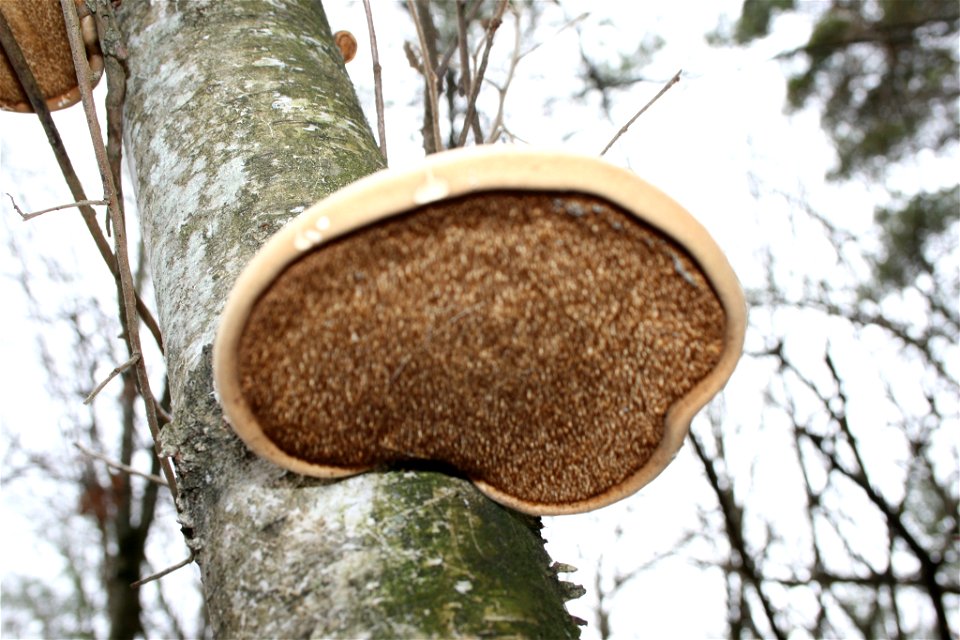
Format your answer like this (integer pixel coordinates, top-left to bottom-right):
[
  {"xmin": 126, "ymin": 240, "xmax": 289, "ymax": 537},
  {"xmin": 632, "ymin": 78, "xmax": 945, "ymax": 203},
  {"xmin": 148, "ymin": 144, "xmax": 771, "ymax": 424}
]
[
  {"xmin": 519, "ymin": 11, "xmax": 589, "ymax": 60},
  {"xmin": 600, "ymin": 69, "xmax": 682, "ymax": 156},
  {"xmin": 7, "ymin": 194, "xmax": 109, "ymax": 221},
  {"xmin": 688, "ymin": 427, "xmax": 788, "ymax": 640},
  {"xmin": 74, "ymin": 441, "xmax": 169, "ymax": 487},
  {"xmin": 486, "ymin": 9, "xmax": 588, "ymax": 143},
  {"xmin": 486, "ymin": 5, "xmax": 590, "ymax": 144},
  {"xmin": 456, "ymin": 0, "xmax": 508, "ymax": 147},
  {"xmin": 154, "ymin": 401, "xmax": 173, "ymax": 425},
  {"xmin": 84, "ymin": 354, "xmax": 140, "ymax": 404},
  {"xmin": 455, "ymin": 0, "xmax": 481, "ymax": 143},
  {"xmin": 131, "ymin": 552, "xmax": 195, "ymax": 588},
  {"xmin": 407, "ymin": 0, "xmax": 443, "ymax": 153},
  {"xmin": 361, "ymin": 0, "xmax": 387, "ymax": 163},
  {"xmin": 434, "ymin": 0, "xmax": 483, "ymax": 82},
  {"xmin": 485, "ymin": 5, "xmax": 521, "ymax": 143},
  {"xmin": 456, "ymin": 1, "xmax": 471, "ymax": 98},
  {"xmin": 61, "ymin": 0, "xmax": 178, "ymax": 500},
  {"xmin": 0, "ymin": 10, "xmax": 164, "ymax": 353}
]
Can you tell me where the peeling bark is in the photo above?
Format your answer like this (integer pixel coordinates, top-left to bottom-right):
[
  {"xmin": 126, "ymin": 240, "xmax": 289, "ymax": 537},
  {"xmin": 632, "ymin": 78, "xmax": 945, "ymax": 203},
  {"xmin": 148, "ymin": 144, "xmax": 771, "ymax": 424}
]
[{"xmin": 117, "ymin": 1, "xmax": 579, "ymax": 636}]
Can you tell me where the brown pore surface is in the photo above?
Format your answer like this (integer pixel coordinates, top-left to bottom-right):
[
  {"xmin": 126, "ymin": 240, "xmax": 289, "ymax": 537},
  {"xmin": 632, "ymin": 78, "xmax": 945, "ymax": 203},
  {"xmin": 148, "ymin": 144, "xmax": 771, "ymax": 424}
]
[
  {"xmin": 0, "ymin": 0, "xmax": 100, "ymax": 112},
  {"xmin": 237, "ymin": 191, "xmax": 726, "ymax": 505}
]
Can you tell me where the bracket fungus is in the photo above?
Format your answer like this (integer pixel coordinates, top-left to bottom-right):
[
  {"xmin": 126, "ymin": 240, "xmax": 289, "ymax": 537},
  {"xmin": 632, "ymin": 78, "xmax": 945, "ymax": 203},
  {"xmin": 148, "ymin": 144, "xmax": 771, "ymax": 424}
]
[
  {"xmin": 333, "ymin": 30, "xmax": 357, "ymax": 64},
  {"xmin": 214, "ymin": 147, "xmax": 746, "ymax": 515},
  {"xmin": 0, "ymin": 0, "xmax": 103, "ymax": 113}
]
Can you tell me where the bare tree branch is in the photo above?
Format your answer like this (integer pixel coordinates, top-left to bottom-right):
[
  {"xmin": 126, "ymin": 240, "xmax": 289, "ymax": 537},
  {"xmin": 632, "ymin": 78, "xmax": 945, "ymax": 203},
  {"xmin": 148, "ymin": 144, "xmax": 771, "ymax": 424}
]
[
  {"xmin": 456, "ymin": 1, "xmax": 472, "ymax": 99},
  {"xmin": 7, "ymin": 194, "xmax": 109, "ymax": 221},
  {"xmin": 361, "ymin": 0, "xmax": 387, "ymax": 163},
  {"xmin": 774, "ymin": 345, "xmax": 954, "ymax": 639},
  {"xmin": 456, "ymin": 0, "xmax": 507, "ymax": 148},
  {"xmin": 74, "ymin": 441, "xmax": 169, "ymax": 487},
  {"xmin": 689, "ymin": 426, "xmax": 788, "ymax": 640},
  {"xmin": 83, "ymin": 354, "xmax": 140, "ymax": 404},
  {"xmin": 407, "ymin": 0, "xmax": 443, "ymax": 153},
  {"xmin": 600, "ymin": 69, "xmax": 681, "ymax": 156},
  {"xmin": 60, "ymin": 0, "xmax": 178, "ymax": 500},
  {"xmin": 131, "ymin": 553, "xmax": 195, "ymax": 588},
  {"xmin": 434, "ymin": 0, "xmax": 483, "ymax": 85}
]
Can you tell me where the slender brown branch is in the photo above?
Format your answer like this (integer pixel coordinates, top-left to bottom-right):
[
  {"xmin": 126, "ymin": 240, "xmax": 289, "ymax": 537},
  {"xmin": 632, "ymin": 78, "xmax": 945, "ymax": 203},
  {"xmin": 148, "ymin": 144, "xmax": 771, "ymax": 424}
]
[
  {"xmin": 780, "ymin": 348, "xmax": 952, "ymax": 640},
  {"xmin": 84, "ymin": 354, "xmax": 140, "ymax": 404},
  {"xmin": 0, "ymin": 9, "xmax": 164, "ymax": 353},
  {"xmin": 484, "ymin": 10, "xmax": 589, "ymax": 141},
  {"xmin": 61, "ymin": 0, "xmax": 178, "ymax": 500},
  {"xmin": 407, "ymin": 0, "xmax": 443, "ymax": 153},
  {"xmin": 457, "ymin": 0, "xmax": 507, "ymax": 147},
  {"xmin": 790, "ymin": 417, "xmax": 832, "ymax": 636},
  {"xmin": 153, "ymin": 400, "xmax": 173, "ymax": 425},
  {"xmin": 600, "ymin": 69, "xmax": 682, "ymax": 156},
  {"xmin": 456, "ymin": 1, "xmax": 471, "ymax": 98},
  {"xmin": 361, "ymin": 0, "xmax": 387, "ymax": 163},
  {"xmin": 822, "ymin": 446, "xmax": 952, "ymax": 638},
  {"xmin": 130, "ymin": 552, "xmax": 195, "ymax": 588},
  {"xmin": 518, "ymin": 11, "xmax": 589, "ymax": 60},
  {"xmin": 689, "ymin": 427, "xmax": 788, "ymax": 640},
  {"xmin": 434, "ymin": 0, "xmax": 482, "ymax": 82},
  {"xmin": 455, "ymin": 0, "xmax": 482, "ymax": 143},
  {"xmin": 772, "ymin": 569, "xmax": 960, "ymax": 594},
  {"xmin": 7, "ymin": 194, "xmax": 110, "ymax": 221},
  {"xmin": 74, "ymin": 441, "xmax": 168, "ymax": 487},
  {"xmin": 486, "ymin": 5, "xmax": 522, "ymax": 143}
]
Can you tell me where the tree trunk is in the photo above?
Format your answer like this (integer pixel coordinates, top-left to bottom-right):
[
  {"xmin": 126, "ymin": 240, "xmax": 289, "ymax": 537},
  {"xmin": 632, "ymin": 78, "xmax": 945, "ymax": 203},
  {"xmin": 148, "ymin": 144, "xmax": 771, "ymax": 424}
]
[{"xmin": 117, "ymin": 1, "xmax": 579, "ymax": 637}]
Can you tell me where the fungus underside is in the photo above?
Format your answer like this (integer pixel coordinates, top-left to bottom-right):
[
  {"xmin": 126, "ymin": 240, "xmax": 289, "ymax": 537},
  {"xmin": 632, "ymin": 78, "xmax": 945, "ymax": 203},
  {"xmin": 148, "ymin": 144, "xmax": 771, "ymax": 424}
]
[{"xmin": 236, "ymin": 190, "xmax": 726, "ymax": 505}]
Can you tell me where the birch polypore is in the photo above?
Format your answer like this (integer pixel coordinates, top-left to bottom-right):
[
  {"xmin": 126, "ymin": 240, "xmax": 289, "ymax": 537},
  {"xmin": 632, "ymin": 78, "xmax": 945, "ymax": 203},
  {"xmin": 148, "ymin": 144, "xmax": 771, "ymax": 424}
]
[
  {"xmin": 333, "ymin": 30, "xmax": 357, "ymax": 63},
  {"xmin": 215, "ymin": 147, "xmax": 747, "ymax": 515},
  {"xmin": 0, "ymin": 0, "xmax": 103, "ymax": 112}
]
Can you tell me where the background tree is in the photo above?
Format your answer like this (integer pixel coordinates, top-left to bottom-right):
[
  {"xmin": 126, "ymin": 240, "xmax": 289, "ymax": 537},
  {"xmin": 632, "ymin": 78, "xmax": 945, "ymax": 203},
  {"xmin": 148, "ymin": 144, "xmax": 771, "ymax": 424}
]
[
  {"xmin": 0, "ymin": 230, "xmax": 192, "ymax": 638},
  {"xmin": 0, "ymin": 2, "xmax": 196, "ymax": 633},
  {"xmin": 637, "ymin": 1, "xmax": 959, "ymax": 637},
  {"xmin": 554, "ymin": 2, "xmax": 957, "ymax": 638}
]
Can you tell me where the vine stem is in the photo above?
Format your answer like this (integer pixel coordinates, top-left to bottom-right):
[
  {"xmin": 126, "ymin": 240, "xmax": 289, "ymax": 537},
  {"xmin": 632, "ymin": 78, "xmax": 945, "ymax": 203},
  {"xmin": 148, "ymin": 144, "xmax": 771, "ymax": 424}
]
[{"xmin": 59, "ymin": 0, "xmax": 178, "ymax": 500}]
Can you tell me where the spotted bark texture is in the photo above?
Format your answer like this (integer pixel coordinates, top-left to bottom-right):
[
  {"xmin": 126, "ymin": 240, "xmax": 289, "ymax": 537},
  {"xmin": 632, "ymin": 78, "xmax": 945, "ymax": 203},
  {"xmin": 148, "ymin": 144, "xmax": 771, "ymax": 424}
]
[{"xmin": 117, "ymin": 0, "xmax": 579, "ymax": 637}]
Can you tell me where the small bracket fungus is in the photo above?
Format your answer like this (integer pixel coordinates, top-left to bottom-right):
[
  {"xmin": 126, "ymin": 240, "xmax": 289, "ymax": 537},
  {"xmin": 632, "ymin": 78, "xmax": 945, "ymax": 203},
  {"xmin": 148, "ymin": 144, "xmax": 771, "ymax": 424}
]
[
  {"xmin": 333, "ymin": 30, "xmax": 357, "ymax": 64},
  {"xmin": 0, "ymin": 0, "xmax": 103, "ymax": 113},
  {"xmin": 214, "ymin": 147, "xmax": 746, "ymax": 515}
]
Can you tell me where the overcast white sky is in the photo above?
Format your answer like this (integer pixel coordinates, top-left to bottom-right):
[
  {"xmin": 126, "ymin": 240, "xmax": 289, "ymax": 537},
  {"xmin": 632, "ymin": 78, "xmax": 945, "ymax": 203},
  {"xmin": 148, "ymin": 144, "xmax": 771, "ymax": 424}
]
[{"xmin": 2, "ymin": 1, "xmax": 956, "ymax": 638}]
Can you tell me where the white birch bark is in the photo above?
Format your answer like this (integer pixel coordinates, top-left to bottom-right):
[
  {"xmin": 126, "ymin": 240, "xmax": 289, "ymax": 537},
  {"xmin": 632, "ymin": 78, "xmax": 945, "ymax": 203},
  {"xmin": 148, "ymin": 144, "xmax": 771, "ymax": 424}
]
[{"xmin": 117, "ymin": 1, "xmax": 580, "ymax": 636}]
